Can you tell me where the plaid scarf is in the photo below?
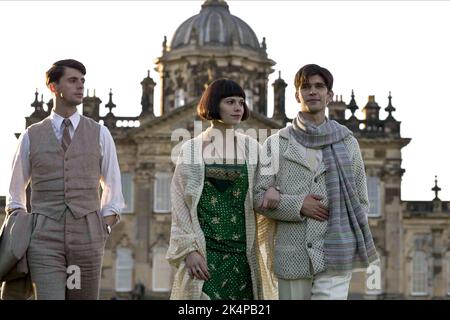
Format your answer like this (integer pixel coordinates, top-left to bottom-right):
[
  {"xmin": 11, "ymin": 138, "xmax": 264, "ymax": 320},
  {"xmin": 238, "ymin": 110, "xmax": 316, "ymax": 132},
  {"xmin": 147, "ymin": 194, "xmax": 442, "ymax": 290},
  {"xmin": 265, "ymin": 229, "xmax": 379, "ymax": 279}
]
[{"xmin": 291, "ymin": 112, "xmax": 379, "ymax": 271}]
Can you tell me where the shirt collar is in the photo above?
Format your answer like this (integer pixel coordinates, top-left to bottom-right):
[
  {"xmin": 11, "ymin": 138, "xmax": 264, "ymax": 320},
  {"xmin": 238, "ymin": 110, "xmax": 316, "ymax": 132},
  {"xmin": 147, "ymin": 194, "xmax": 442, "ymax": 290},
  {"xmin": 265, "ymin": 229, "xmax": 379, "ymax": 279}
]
[{"xmin": 50, "ymin": 110, "xmax": 80, "ymax": 130}]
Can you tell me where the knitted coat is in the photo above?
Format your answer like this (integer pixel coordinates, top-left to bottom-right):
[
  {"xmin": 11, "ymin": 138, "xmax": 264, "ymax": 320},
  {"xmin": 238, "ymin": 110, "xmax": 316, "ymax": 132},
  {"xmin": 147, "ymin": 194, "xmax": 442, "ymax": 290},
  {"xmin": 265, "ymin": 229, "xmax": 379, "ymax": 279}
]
[
  {"xmin": 253, "ymin": 125, "xmax": 369, "ymax": 279},
  {"xmin": 167, "ymin": 129, "xmax": 278, "ymax": 299}
]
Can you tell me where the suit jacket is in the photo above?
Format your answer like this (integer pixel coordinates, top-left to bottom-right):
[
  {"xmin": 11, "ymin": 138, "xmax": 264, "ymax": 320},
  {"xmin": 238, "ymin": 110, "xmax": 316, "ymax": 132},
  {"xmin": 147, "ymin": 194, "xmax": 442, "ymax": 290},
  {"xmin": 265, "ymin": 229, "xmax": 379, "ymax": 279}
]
[
  {"xmin": 0, "ymin": 209, "xmax": 34, "ymax": 299},
  {"xmin": 253, "ymin": 125, "xmax": 369, "ymax": 279}
]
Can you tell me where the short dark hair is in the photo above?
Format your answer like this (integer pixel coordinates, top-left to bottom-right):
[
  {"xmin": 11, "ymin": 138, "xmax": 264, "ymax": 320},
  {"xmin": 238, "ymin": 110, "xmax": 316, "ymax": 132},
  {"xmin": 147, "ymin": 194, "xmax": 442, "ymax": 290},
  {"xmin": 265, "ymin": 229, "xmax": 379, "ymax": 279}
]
[
  {"xmin": 46, "ymin": 59, "xmax": 86, "ymax": 86},
  {"xmin": 197, "ymin": 78, "xmax": 249, "ymax": 121},
  {"xmin": 294, "ymin": 64, "xmax": 333, "ymax": 92}
]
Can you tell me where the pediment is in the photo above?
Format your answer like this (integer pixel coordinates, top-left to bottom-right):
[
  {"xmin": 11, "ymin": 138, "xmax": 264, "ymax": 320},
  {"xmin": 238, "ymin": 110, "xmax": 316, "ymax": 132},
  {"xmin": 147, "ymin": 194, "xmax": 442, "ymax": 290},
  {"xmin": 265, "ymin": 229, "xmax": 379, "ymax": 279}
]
[{"xmin": 127, "ymin": 101, "xmax": 285, "ymax": 143}]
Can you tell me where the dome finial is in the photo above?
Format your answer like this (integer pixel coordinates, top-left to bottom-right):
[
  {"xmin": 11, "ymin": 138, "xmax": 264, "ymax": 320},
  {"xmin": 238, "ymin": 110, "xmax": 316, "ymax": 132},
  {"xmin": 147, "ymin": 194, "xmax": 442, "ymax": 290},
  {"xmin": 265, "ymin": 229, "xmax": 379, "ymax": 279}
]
[{"xmin": 202, "ymin": 0, "xmax": 228, "ymax": 8}]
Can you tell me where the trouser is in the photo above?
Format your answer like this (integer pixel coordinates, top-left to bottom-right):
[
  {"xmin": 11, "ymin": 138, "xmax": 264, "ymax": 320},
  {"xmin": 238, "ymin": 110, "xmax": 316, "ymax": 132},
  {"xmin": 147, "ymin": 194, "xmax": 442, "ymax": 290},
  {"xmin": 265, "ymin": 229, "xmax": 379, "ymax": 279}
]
[
  {"xmin": 27, "ymin": 208, "xmax": 108, "ymax": 300},
  {"xmin": 278, "ymin": 269, "xmax": 352, "ymax": 300}
]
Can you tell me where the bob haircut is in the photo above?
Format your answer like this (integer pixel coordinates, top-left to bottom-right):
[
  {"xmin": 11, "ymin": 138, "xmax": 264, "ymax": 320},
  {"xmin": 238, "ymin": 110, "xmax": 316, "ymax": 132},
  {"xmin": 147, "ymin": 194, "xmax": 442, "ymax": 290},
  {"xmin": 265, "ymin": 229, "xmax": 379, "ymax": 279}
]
[{"xmin": 197, "ymin": 78, "xmax": 250, "ymax": 121}]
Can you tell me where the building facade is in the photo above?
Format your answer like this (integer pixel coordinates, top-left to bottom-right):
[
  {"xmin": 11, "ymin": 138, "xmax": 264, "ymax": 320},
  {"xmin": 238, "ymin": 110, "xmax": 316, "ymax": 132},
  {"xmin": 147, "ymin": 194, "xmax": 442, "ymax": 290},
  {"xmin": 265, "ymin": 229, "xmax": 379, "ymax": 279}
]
[{"xmin": 4, "ymin": 0, "xmax": 450, "ymax": 299}]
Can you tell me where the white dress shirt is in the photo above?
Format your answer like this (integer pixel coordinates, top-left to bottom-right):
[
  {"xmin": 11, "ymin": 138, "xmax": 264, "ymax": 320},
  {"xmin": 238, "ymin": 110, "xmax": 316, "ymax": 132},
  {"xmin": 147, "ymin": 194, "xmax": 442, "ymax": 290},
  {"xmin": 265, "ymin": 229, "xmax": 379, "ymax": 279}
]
[
  {"xmin": 6, "ymin": 110, "xmax": 124, "ymax": 218},
  {"xmin": 291, "ymin": 118, "xmax": 326, "ymax": 172},
  {"xmin": 293, "ymin": 140, "xmax": 322, "ymax": 172}
]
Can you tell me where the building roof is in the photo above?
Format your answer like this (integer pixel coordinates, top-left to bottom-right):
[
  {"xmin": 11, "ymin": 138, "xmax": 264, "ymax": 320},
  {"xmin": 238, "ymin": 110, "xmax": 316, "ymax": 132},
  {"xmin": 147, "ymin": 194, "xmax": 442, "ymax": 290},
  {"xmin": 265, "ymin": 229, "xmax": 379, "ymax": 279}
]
[{"xmin": 170, "ymin": 0, "xmax": 261, "ymax": 51}]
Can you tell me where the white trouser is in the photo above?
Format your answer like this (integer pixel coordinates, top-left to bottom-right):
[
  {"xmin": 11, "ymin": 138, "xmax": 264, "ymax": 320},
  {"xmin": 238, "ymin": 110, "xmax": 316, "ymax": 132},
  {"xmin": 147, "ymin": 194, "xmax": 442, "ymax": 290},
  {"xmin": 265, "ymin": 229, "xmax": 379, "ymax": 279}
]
[{"xmin": 278, "ymin": 270, "xmax": 352, "ymax": 300}]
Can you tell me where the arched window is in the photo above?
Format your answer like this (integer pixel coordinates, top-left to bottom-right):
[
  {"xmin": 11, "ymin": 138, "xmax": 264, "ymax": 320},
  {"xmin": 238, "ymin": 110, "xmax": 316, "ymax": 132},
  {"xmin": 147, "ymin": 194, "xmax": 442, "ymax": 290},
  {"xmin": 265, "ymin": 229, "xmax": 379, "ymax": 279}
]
[
  {"xmin": 411, "ymin": 251, "xmax": 428, "ymax": 296},
  {"xmin": 367, "ymin": 176, "xmax": 381, "ymax": 217},
  {"xmin": 121, "ymin": 172, "xmax": 134, "ymax": 213},
  {"xmin": 115, "ymin": 247, "xmax": 134, "ymax": 292},
  {"xmin": 245, "ymin": 89, "xmax": 253, "ymax": 110},
  {"xmin": 152, "ymin": 245, "xmax": 172, "ymax": 292},
  {"xmin": 174, "ymin": 88, "xmax": 185, "ymax": 108},
  {"xmin": 154, "ymin": 172, "xmax": 172, "ymax": 213}
]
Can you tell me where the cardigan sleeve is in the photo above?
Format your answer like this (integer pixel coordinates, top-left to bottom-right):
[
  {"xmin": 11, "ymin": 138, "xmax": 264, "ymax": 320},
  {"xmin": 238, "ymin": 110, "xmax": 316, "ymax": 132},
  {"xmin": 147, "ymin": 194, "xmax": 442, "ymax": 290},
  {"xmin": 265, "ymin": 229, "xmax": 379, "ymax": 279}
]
[
  {"xmin": 253, "ymin": 135, "xmax": 306, "ymax": 222},
  {"xmin": 166, "ymin": 143, "xmax": 200, "ymax": 268}
]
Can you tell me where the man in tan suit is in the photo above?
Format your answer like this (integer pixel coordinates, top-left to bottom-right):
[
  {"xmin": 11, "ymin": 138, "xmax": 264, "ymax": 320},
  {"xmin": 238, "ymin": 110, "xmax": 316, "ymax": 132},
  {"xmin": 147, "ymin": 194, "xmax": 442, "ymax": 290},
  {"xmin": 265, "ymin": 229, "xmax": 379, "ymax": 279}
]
[{"xmin": 4, "ymin": 59, "xmax": 124, "ymax": 299}]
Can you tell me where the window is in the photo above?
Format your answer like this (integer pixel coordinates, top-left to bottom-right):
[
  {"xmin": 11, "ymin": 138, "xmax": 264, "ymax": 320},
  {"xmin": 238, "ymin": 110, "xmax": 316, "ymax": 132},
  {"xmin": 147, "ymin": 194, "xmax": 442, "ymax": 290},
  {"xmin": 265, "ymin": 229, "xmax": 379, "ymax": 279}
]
[
  {"xmin": 367, "ymin": 176, "xmax": 381, "ymax": 217},
  {"xmin": 174, "ymin": 88, "xmax": 185, "ymax": 108},
  {"xmin": 245, "ymin": 89, "xmax": 253, "ymax": 110},
  {"xmin": 115, "ymin": 248, "xmax": 134, "ymax": 292},
  {"xmin": 121, "ymin": 172, "xmax": 134, "ymax": 213},
  {"xmin": 154, "ymin": 172, "xmax": 172, "ymax": 213},
  {"xmin": 411, "ymin": 251, "xmax": 428, "ymax": 296},
  {"xmin": 152, "ymin": 245, "xmax": 172, "ymax": 292}
]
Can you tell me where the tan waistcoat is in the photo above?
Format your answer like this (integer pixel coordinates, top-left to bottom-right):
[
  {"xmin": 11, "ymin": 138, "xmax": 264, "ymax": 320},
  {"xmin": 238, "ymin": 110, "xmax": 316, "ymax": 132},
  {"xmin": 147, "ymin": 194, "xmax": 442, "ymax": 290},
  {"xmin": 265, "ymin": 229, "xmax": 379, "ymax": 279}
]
[{"xmin": 28, "ymin": 115, "xmax": 101, "ymax": 220}]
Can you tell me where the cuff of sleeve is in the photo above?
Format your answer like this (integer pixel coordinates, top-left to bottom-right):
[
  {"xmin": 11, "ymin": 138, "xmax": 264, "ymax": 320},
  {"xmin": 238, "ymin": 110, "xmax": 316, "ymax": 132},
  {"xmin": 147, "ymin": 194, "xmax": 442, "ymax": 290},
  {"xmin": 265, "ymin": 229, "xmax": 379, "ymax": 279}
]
[
  {"xmin": 280, "ymin": 193, "xmax": 307, "ymax": 222},
  {"xmin": 102, "ymin": 211, "xmax": 120, "ymax": 225},
  {"xmin": 6, "ymin": 206, "xmax": 28, "ymax": 216},
  {"xmin": 166, "ymin": 236, "xmax": 201, "ymax": 267},
  {"xmin": 297, "ymin": 194, "xmax": 307, "ymax": 221}
]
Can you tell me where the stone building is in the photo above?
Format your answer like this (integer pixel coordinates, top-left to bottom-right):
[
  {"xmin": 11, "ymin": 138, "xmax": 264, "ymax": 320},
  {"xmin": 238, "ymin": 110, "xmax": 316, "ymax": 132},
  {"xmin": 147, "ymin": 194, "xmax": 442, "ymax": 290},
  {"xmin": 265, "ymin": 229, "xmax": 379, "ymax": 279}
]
[
  {"xmin": 327, "ymin": 94, "xmax": 450, "ymax": 299},
  {"xmin": 4, "ymin": 0, "xmax": 450, "ymax": 299}
]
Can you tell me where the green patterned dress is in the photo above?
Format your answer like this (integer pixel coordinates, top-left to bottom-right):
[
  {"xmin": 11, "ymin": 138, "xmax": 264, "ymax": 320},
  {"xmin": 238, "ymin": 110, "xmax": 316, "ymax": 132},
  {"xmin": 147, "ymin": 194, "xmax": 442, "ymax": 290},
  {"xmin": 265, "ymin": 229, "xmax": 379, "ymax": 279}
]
[{"xmin": 197, "ymin": 162, "xmax": 253, "ymax": 300}]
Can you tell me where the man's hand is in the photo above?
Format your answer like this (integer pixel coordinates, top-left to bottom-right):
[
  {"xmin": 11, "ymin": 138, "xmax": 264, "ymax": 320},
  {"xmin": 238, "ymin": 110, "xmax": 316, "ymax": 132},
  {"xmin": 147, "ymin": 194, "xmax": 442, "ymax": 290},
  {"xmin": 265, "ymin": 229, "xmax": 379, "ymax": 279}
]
[
  {"xmin": 185, "ymin": 251, "xmax": 210, "ymax": 280},
  {"xmin": 300, "ymin": 194, "xmax": 329, "ymax": 221},
  {"xmin": 103, "ymin": 214, "xmax": 117, "ymax": 227},
  {"xmin": 259, "ymin": 186, "xmax": 280, "ymax": 210}
]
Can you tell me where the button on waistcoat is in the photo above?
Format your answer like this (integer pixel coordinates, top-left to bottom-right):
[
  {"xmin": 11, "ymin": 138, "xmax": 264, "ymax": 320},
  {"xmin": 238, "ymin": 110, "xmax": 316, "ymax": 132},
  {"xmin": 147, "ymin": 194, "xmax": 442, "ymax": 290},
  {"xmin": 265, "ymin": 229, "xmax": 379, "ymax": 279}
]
[{"xmin": 28, "ymin": 116, "xmax": 101, "ymax": 220}]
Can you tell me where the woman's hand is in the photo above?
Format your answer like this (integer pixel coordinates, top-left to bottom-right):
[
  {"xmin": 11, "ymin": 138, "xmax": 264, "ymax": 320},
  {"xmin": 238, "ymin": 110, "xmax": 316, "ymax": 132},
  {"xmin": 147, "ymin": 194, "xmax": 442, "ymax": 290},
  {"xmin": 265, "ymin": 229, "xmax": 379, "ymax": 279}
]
[
  {"xmin": 185, "ymin": 251, "xmax": 210, "ymax": 280},
  {"xmin": 259, "ymin": 186, "xmax": 280, "ymax": 210}
]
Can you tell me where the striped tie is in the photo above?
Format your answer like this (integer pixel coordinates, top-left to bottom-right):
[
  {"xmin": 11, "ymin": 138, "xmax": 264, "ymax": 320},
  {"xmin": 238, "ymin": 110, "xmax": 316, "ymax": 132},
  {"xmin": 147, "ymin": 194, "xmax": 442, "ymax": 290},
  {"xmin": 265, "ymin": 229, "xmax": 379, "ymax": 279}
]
[{"xmin": 61, "ymin": 119, "xmax": 72, "ymax": 152}]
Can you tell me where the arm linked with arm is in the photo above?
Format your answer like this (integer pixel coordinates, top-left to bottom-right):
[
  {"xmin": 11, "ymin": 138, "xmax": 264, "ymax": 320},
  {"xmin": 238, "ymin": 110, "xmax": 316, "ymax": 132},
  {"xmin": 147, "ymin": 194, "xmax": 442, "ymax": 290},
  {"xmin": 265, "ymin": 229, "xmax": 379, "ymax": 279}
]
[{"xmin": 253, "ymin": 136, "xmax": 306, "ymax": 222}]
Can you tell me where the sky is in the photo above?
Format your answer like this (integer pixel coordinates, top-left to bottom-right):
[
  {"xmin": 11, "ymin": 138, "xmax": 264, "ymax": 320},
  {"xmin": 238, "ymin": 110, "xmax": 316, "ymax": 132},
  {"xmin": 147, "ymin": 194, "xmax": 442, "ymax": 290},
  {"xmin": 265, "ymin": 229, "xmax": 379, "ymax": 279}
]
[{"xmin": 0, "ymin": 0, "xmax": 449, "ymax": 201}]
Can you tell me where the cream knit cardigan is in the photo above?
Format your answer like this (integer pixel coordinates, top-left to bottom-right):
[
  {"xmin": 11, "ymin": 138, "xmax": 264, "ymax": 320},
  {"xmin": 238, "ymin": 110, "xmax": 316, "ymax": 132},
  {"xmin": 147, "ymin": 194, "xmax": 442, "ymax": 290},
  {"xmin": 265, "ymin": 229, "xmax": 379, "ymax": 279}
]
[{"xmin": 166, "ymin": 129, "xmax": 278, "ymax": 300}]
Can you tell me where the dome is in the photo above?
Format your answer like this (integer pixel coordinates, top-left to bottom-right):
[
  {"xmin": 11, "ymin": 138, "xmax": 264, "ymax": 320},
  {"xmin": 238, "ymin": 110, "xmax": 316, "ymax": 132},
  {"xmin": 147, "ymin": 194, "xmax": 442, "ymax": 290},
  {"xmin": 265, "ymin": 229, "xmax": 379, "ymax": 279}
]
[{"xmin": 170, "ymin": 0, "xmax": 261, "ymax": 51}]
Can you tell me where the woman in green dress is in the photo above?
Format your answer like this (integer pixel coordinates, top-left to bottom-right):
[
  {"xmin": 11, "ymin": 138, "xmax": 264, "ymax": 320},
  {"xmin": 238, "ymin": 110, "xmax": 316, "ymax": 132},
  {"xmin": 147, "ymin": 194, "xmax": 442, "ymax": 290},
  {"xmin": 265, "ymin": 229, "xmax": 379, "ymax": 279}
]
[{"xmin": 167, "ymin": 79, "xmax": 278, "ymax": 300}]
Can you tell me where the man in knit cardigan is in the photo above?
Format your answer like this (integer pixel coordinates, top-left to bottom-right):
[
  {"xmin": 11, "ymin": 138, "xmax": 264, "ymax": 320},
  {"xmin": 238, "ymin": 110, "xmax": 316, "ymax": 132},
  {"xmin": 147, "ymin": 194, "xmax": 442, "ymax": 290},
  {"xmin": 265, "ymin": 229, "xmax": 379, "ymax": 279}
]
[
  {"xmin": 3, "ymin": 59, "xmax": 124, "ymax": 299},
  {"xmin": 254, "ymin": 64, "xmax": 378, "ymax": 300}
]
